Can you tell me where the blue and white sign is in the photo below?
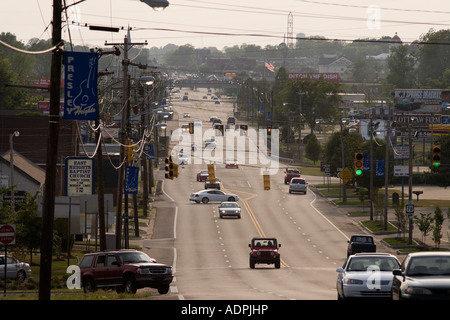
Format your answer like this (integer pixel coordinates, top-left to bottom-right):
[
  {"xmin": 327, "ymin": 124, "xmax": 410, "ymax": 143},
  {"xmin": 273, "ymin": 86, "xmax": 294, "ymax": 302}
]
[
  {"xmin": 124, "ymin": 166, "xmax": 139, "ymax": 194},
  {"xmin": 64, "ymin": 51, "xmax": 99, "ymax": 120},
  {"xmin": 375, "ymin": 158, "xmax": 385, "ymax": 177}
]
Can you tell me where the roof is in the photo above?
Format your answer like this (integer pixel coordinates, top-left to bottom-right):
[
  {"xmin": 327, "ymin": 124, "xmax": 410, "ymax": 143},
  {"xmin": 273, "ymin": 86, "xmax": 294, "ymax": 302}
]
[{"xmin": 1, "ymin": 150, "xmax": 45, "ymax": 186}]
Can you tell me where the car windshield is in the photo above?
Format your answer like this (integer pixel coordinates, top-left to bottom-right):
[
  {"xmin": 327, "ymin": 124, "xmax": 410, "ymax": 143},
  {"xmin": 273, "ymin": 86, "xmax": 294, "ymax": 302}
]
[
  {"xmin": 119, "ymin": 252, "xmax": 154, "ymax": 264},
  {"xmin": 407, "ymin": 256, "xmax": 450, "ymax": 276},
  {"xmin": 220, "ymin": 203, "xmax": 238, "ymax": 208},
  {"xmin": 253, "ymin": 239, "xmax": 277, "ymax": 247},
  {"xmin": 346, "ymin": 256, "xmax": 399, "ymax": 271}
]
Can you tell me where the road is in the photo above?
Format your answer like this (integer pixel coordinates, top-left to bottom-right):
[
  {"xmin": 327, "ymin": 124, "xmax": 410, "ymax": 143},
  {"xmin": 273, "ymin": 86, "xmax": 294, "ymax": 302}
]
[{"xmin": 143, "ymin": 88, "xmax": 379, "ymax": 300}]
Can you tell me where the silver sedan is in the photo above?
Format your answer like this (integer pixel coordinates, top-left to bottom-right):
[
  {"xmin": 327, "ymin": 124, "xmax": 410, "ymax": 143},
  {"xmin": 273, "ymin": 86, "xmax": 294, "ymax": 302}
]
[
  {"xmin": 218, "ymin": 201, "xmax": 241, "ymax": 218},
  {"xmin": 190, "ymin": 189, "xmax": 239, "ymax": 204},
  {"xmin": 336, "ymin": 253, "xmax": 400, "ymax": 300},
  {"xmin": 0, "ymin": 255, "xmax": 31, "ymax": 281}
]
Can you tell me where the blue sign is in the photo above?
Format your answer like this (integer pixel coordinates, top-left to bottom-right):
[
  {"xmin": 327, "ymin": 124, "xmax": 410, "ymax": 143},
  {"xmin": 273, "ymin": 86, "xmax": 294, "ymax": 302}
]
[
  {"xmin": 375, "ymin": 159, "xmax": 385, "ymax": 177},
  {"xmin": 64, "ymin": 51, "xmax": 99, "ymax": 120},
  {"xmin": 124, "ymin": 166, "xmax": 139, "ymax": 194}
]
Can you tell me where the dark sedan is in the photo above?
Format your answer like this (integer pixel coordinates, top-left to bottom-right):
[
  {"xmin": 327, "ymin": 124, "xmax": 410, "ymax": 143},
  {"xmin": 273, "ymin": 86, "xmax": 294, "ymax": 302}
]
[{"xmin": 392, "ymin": 251, "xmax": 450, "ymax": 300}]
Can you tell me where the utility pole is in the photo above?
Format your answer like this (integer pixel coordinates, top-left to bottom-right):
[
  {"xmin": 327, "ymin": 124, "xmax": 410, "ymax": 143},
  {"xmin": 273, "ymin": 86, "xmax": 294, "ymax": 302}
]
[
  {"xmin": 106, "ymin": 31, "xmax": 147, "ymax": 249},
  {"xmin": 39, "ymin": 0, "xmax": 62, "ymax": 300}
]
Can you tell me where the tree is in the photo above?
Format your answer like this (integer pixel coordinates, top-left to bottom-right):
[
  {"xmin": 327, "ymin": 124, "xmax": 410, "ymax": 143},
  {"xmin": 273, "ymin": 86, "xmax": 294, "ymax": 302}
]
[
  {"xmin": 432, "ymin": 206, "xmax": 444, "ymax": 248},
  {"xmin": 418, "ymin": 29, "xmax": 450, "ymax": 85},
  {"xmin": 304, "ymin": 133, "xmax": 321, "ymax": 164},
  {"xmin": 386, "ymin": 44, "xmax": 416, "ymax": 88},
  {"xmin": 414, "ymin": 212, "xmax": 433, "ymax": 244}
]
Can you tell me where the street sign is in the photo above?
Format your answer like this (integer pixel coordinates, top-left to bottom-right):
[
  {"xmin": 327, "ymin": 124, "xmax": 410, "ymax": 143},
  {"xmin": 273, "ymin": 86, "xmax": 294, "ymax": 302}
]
[
  {"xmin": 406, "ymin": 200, "xmax": 414, "ymax": 218},
  {"xmin": 0, "ymin": 224, "xmax": 15, "ymax": 245},
  {"xmin": 124, "ymin": 166, "xmax": 139, "ymax": 194},
  {"xmin": 394, "ymin": 165, "xmax": 409, "ymax": 177},
  {"xmin": 338, "ymin": 167, "xmax": 353, "ymax": 183},
  {"xmin": 65, "ymin": 157, "xmax": 95, "ymax": 196}
]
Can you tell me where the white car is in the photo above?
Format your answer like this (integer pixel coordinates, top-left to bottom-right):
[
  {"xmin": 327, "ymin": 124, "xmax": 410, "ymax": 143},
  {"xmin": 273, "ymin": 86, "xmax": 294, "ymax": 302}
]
[
  {"xmin": 190, "ymin": 189, "xmax": 239, "ymax": 204},
  {"xmin": 0, "ymin": 255, "xmax": 31, "ymax": 281},
  {"xmin": 178, "ymin": 154, "xmax": 189, "ymax": 165},
  {"xmin": 225, "ymin": 158, "xmax": 239, "ymax": 168},
  {"xmin": 336, "ymin": 253, "xmax": 400, "ymax": 300},
  {"xmin": 218, "ymin": 201, "xmax": 241, "ymax": 218}
]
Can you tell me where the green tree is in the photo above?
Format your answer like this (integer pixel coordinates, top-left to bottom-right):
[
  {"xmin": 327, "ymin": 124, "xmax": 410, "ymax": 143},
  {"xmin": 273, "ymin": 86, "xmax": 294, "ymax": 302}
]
[
  {"xmin": 432, "ymin": 206, "xmax": 444, "ymax": 248},
  {"xmin": 304, "ymin": 133, "xmax": 321, "ymax": 164},
  {"xmin": 386, "ymin": 44, "xmax": 416, "ymax": 88},
  {"xmin": 418, "ymin": 29, "xmax": 450, "ymax": 85},
  {"xmin": 414, "ymin": 212, "xmax": 433, "ymax": 243}
]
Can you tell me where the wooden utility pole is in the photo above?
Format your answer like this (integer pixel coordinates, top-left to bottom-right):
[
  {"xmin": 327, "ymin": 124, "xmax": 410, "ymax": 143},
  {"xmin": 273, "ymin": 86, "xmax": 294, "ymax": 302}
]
[{"xmin": 39, "ymin": 0, "xmax": 62, "ymax": 300}]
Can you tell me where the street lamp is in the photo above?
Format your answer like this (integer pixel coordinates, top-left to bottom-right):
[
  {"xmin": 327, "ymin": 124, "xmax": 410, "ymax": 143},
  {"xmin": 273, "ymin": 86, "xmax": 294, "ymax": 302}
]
[
  {"xmin": 9, "ymin": 130, "xmax": 19, "ymax": 214},
  {"xmin": 140, "ymin": 0, "xmax": 169, "ymax": 11}
]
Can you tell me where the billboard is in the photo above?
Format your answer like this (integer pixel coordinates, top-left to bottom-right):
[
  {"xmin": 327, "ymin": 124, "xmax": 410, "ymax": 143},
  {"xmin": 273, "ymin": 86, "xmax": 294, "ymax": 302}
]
[{"xmin": 288, "ymin": 72, "xmax": 339, "ymax": 83}]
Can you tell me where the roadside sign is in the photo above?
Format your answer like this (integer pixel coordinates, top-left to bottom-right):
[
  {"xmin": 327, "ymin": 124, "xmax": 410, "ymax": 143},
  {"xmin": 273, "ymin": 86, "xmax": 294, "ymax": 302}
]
[
  {"xmin": 338, "ymin": 167, "xmax": 353, "ymax": 183},
  {"xmin": 0, "ymin": 224, "xmax": 15, "ymax": 245},
  {"xmin": 394, "ymin": 165, "xmax": 409, "ymax": 177},
  {"xmin": 124, "ymin": 166, "xmax": 139, "ymax": 194},
  {"xmin": 65, "ymin": 157, "xmax": 95, "ymax": 196},
  {"xmin": 406, "ymin": 200, "xmax": 414, "ymax": 218}
]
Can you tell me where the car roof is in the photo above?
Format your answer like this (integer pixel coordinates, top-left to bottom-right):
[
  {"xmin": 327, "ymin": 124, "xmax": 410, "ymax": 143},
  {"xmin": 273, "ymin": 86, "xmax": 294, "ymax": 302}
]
[
  {"xmin": 406, "ymin": 251, "xmax": 450, "ymax": 257},
  {"xmin": 350, "ymin": 253, "xmax": 396, "ymax": 258}
]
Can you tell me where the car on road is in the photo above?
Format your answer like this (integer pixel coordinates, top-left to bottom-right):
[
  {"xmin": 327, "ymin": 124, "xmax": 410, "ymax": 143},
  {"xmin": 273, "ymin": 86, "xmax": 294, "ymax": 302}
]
[
  {"xmin": 227, "ymin": 117, "xmax": 236, "ymax": 125},
  {"xmin": 0, "ymin": 255, "xmax": 31, "ymax": 281},
  {"xmin": 347, "ymin": 235, "xmax": 376, "ymax": 257},
  {"xmin": 205, "ymin": 138, "xmax": 216, "ymax": 149},
  {"xmin": 284, "ymin": 167, "xmax": 301, "ymax": 184},
  {"xmin": 225, "ymin": 158, "xmax": 239, "ymax": 168},
  {"xmin": 336, "ymin": 253, "xmax": 400, "ymax": 300},
  {"xmin": 79, "ymin": 249, "xmax": 173, "ymax": 294},
  {"xmin": 189, "ymin": 189, "xmax": 239, "ymax": 204},
  {"xmin": 183, "ymin": 112, "xmax": 190, "ymax": 118},
  {"xmin": 288, "ymin": 177, "xmax": 307, "ymax": 194},
  {"xmin": 196, "ymin": 170, "xmax": 209, "ymax": 181},
  {"xmin": 249, "ymin": 237, "xmax": 281, "ymax": 269},
  {"xmin": 178, "ymin": 154, "xmax": 189, "ymax": 165},
  {"xmin": 205, "ymin": 176, "xmax": 221, "ymax": 189},
  {"xmin": 182, "ymin": 95, "xmax": 188, "ymax": 101},
  {"xmin": 392, "ymin": 251, "xmax": 450, "ymax": 300},
  {"xmin": 218, "ymin": 201, "xmax": 241, "ymax": 218}
]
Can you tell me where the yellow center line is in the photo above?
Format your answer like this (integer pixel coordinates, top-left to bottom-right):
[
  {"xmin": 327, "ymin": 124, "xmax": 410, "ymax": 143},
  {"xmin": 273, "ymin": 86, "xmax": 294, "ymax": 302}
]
[{"xmin": 223, "ymin": 187, "xmax": 289, "ymax": 268}]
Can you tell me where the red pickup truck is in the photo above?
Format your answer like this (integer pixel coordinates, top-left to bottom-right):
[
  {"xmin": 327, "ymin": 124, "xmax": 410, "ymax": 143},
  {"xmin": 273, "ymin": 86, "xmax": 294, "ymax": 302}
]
[{"xmin": 284, "ymin": 167, "xmax": 301, "ymax": 184}]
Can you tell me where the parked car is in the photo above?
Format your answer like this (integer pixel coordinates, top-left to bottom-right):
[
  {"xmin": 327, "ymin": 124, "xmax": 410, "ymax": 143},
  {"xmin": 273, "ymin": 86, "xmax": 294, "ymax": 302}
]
[
  {"xmin": 248, "ymin": 237, "xmax": 281, "ymax": 269},
  {"xmin": 289, "ymin": 178, "xmax": 307, "ymax": 194},
  {"xmin": 284, "ymin": 168, "xmax": 301, "ymax": 184},
  {"xmin": 79, "ymin": 249, "xmax": 173, "ymax": 294},
  {"xmin": 196, "ymin": 170, "xmax": 209, "ymax": 182},
  {"xmin": 392, "ymin": 252, "xmax": 450, "ymax": 300},
  {"xmin": 347, "ymin": 235, "xmax": 376, "ymax": 257},
  {"xmin": 218, "ymin": 201, "xmax": 241, "ymax": 218},
  {"xmin": 0, "ymin": 255, "xmax": 31, "ymax": 281},
  {"xmin": 225, "ymin": 158, "xmax": 239, "ymax": 168},
  {"xmin": 189, "ymin": 189, "xmax": 239, "ymax": 204},
  {"xmin": 205, "ymin": 177, "xmax": 221, "ymax": 189},
  {"xmin": 336, "ymin": 253, "xmax": 400, "ymax": 300}
]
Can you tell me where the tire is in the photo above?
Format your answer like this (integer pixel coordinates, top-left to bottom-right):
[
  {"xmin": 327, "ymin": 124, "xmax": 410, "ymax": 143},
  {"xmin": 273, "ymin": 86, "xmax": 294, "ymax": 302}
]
[
  {"xmin": 275, "ymin": 260, "xmax": 280, "ymax": 269},
  {"xmin": 249, "ymin": 257, "xmax": 255, "ymax": 269},
  {"xmin": 16, "ymin": 270, "xmax": 27, "ymax": 281},
  {"xmin": 83, "ymin": 278, "xmax": 96, "ymax": 293},
  {"xmin": 202, "ymin": 197, "xmax": 209, "ymax": 204},
  {"xmin": 228, "ymin": 197, "xmax": 235, "ymax": 201},
  {"xmin": 158, "ymin": 285, "xmax": 170, "ymax": 294},
  {"xmin": 123, "ymin": 275, "xmax": 137, "ymax": 294}
]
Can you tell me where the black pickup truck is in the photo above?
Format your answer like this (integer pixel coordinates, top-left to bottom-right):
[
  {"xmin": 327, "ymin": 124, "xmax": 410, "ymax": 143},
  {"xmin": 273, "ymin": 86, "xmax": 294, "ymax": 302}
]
[{"xmin": 347, "ymin": 235, "xmax": 376, "ymax": 257}]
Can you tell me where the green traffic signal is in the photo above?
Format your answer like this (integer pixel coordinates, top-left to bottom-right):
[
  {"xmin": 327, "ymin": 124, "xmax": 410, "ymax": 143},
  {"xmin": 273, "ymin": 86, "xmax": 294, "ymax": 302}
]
[{"xmin": 355, "ymin": 169, "xmax": 363, "ymax": 176}]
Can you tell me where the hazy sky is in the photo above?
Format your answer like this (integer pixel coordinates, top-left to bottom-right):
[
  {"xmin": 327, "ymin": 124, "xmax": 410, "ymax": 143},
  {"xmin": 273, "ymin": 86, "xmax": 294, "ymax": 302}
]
[{"xmin": 1, "ymin": 0, "xmax": 449, "ymax": 50}]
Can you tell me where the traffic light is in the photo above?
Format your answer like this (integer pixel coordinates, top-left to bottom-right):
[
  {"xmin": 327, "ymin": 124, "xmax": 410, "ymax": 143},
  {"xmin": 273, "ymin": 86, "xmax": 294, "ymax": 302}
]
[
  {"xmin": 432, "ymin": 145, "xmax": 441, "ymax": 168},
  {"xmin": 126, "ymin": 139, "xmax": 135, "ymax": 162},
  {"xmin": 240, "ymin": 124, "xmax": 248, "ymax": 136},
  {"xmin": 354, "ymin": 152, "xmax": 363, "ymax": 176},
  {"xmin": 216, "ymin": 124, "xmax": 224, "ymax": 135},
  {"xmin": 165, "ymin": 156, "xmax": 174, "ymax": 179},
  {"xmin": 267, "ymin": 125, "xmax": 272, "ymax": 135},
  {"xmin": 188, "ymin": 122, "xmax": 194, "ymax": 134}
]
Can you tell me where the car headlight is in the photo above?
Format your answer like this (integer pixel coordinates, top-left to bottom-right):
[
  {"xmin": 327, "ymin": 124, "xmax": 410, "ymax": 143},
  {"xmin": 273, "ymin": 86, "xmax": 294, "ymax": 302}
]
[
  {"xmin": 405, "ymin": 286, "xmax": 432, "ymax": 295},
  {"xmin": 344, "ymin": 279, "xmax": 364, "ymax": 285}
]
